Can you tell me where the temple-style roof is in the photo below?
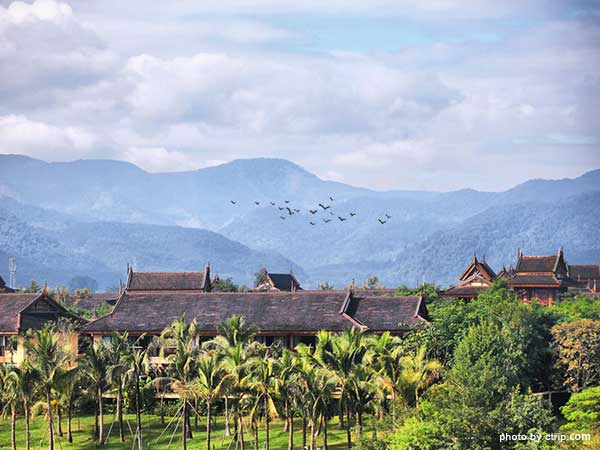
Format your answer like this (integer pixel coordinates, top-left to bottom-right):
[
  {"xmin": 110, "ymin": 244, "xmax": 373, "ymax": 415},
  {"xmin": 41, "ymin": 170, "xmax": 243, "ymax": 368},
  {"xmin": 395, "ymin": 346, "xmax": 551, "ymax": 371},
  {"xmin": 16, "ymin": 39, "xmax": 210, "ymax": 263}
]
[
  {"xmin": 459, "ymin": 256, "xmax": 496, "ymax": 282},
  {"xmin": 0, "ymin": 275, "xmax": 15, "ymax": 293},
  {"xmin": 64, "ymin": 292, "xmax": 119, "ymax": 312},
  {"xmin": 258, "ymin": 272, "xmax": 302, "ymax": 292},
  {"xmin": 83, "ymin": 290, "xmax": 427, "ymax": 334},
  {"xmin": 515, "ymin": 248, "xmax": 568, "ymax": 276},
  {"xmin": 126, "ymin": 264, "xmax": 211, "ymax": 292},
  {"xmin": 569, "ymin": 265, "xmax": 600, "ymax": 281},
  {"xmin": 0, "ymin": 292, "xmax": 84, "ymax": 333},
  {"xmin": 506, "ymin": 274, "xmax": 561, "ymax": 287}
]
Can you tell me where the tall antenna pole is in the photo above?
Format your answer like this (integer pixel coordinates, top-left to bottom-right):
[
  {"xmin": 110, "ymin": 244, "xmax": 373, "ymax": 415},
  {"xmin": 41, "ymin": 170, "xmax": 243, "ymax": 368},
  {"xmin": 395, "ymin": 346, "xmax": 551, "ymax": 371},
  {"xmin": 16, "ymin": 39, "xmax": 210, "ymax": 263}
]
[{"xmin": 8, "ymin": 256, "xmax": 16, "ymax": 289}]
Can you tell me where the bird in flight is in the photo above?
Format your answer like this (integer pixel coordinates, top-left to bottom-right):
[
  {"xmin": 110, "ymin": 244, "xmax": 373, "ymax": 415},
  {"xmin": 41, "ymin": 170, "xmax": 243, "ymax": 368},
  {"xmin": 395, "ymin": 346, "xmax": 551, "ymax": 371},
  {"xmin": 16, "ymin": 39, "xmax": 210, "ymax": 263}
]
[
  {"xmin": 338, "ymin": 216, "xmax": 347, "ymax": 222},
  {"xmin": 284, "ymin": 200, "xmax": 290, "ymax": 204},
  {"xmin": 230, "ymin": 200, "xmax": 237, "ymax": 205},
  {"xmin": 330, "ymin": 211, "xmax": 335, "ymax": 216},
  {"xmin": 280, "ymin": 216, "xmax": 286, "ymax": 220},
  {"xmin": 310, "ymin": 221, "xmax": 316, "ymax": 225},
  {"xmin": 286, "ymin": 207, "xmax": 294, "ymax": 215},
  {"xmin": 255, "ymin": 201, "xmax": 260, "ymax": 205},
  {"xmin": 318, "ymin": 203, "xmax": 330, "ymax": 210},
  {"xmin": 278, "ymin": 207, "xmax": 285, "ymax": 210},
  {"xmin": 309, "ymin": 209, "xmax": 317, "ymax": 214},
  {"xmin": 270, "ymin": 202, "xmax": 276, "ymax": 206},
  {"xmin": 323, "ymin": 218, "xmax": 332, "ymax": 223},
  {"xmin": 378, "ymin": 218, "xmax": 387, "ymax": 224},
  {"xmin": 385, "ymin": 214, "xmax": 392, "ymax": 219},
  {"xmin": 329, "ymin": 196, "xmax": 335, "ymax": 201},
  {"xmin": 294, "ymin": 208, "xmax": 300, "ymax": 213},
  {"xmin": 349, "ymin": 212, "xmax": 357, "ymax": 216}
]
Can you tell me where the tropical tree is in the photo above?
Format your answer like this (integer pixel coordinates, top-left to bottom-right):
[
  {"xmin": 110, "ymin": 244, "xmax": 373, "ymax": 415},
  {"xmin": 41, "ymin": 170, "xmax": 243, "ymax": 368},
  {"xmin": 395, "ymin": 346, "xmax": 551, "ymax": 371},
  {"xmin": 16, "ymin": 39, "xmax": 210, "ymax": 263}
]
[
  {"xmin": 10, "ymin": 361, "xmax": 39, "ymax": 450},
  {"xmin": 313, "ymin": 328, "xmax": 369, "ymax": 449},
  {"xmin": 400, "ymin": 345, "xmax": 441, "ymax": 408},
  {"xmin": 81, "ymin": 339, "xmax": 110, "ymax": 445},
  {"xmin": 247, "ymin": 353, "xmax": 279, "ymax": 450},
  {"xmin": 25, "ymin": 327, "xmax": 71, "ymax": 450},
  {"xmin": 125, "ymin": 344, "xmax": 149, "ymax": 450},
  {"xmin": 194, "ymin": 350, "xmax": 230, "ymax": 450},
  {"xmin": 274, "ymin": 349, "xmax": 301, "ymax": 450},
  {"xmin": 158, "ymin": 318, "xmax": 200, "ymax": 450},
  {"xmin": 0, "ymin": 364, "xmax": 19, "ymax": 450},
  {"xmin": 106, "ymin": 332, "xmax": 133, "ymax": 443},
  {"xmin": 57, "ymin": 368, "xmax": 81, "ymax": 444}
]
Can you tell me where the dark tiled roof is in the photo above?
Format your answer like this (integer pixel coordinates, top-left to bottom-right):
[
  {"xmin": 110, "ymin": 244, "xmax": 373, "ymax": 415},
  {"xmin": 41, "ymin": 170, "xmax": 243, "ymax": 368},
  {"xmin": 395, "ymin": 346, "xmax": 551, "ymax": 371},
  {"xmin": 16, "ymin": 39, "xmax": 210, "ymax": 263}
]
[
  {"xmin": 64, "ymin": 293, "xmax": 119, "ymax": 311},
  {"xmin": 441, "ymin": 285, "xmax": 487, "ymax": 297},
  {"xmin": 353, "ymin": 288, "xmax": 397, "ymax": 296},
  {"xmin": 266, "ymin": 273, "xmax": 302, "ymax": 291},
  {"xmin": 507, "ymin": 274, "xmax": 561, "ymax": 286},
  {"xmin": 343, "ymin": 295, "xmax": 427, "ymax": 330},
  {"xmin": 83, "ymin": 291, "xmax": 426, "ymax": 334},
  {"xmin": 0, "ymin": 293, "xmax": 84, "ymax": 332},
  {"xmin": 569, "ymin": 265, "xmax": 600, "ymax": 281},
  {"xmin": 127, "ymin": 272, "xmax": 208, "ymax": 291},
  {"xmin": 0, "ymin": 293, "xmax": 40, "ymax": 332},
  {"xmin": 516, "ymin": 256, "xmax": 557, "ymax": 273}
]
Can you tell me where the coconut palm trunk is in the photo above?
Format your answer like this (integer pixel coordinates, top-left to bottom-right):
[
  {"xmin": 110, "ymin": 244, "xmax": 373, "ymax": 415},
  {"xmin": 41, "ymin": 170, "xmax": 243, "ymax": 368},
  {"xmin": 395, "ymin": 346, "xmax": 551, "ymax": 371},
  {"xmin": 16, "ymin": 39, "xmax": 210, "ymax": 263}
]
[
  {"xmin": 24, "ymin": 399, "xmax": 31, "ymax": 450},
  {"xmin": 67, "ymin": 402, "xmax": 73, "ymax": 444},
  {"xmin": 323, "ymin": 416, "xmax": 329, "ymax": 450},
  {"xmin": 182, "ymin": 400, "xmax": 188, "ymax": 450},
  {"xmin": 135, "ymin": 378, "xmax": 143, "ymax": 450},
  {"xmin": 117, "ymin": 382, "xmax": 125, "ymax": 442},
  {"xmin": 310, "ymin": 420, "xmax": 317, "ymax": 450},
  {"xmin": 98, "ymin": 386, "xmax": 104, "ymax": 445},
  {"xmin": 10, "ymin": 405, "xmax": 16, "ymax": 450},
  {"xmin": 225, "ymin": 397, "xmax": 231, "ymax": 436},
  {"xmin": 205, "ymin": 400, "xmax": 212, "ymax": 450},
  {"xmin": 302, "ymin": 416, "xmax": 307, "ymax": 449},
  {"xmin": 287, "ymin": 413, "xmax": 294, "ymax": 450},
  {"xmin": 345, "ymin": 404, "xmax": 352, "ymax": 449},
  {"xmin": 264, "ymin": 396, "xmax": 270, "ymax": 450},
  {"xmin": 57, "ymin": 406, "xmax": 63, "ymax": 437},
  {"xmin": 47, "ymin": 389, "xmax": 55, "ymax": 450}
]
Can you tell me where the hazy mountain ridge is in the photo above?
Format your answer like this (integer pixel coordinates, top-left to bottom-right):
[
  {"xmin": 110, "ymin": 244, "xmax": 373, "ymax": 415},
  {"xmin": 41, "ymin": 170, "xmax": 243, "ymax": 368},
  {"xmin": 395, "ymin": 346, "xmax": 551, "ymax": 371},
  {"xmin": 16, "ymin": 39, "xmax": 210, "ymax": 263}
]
[{"xmin": 0, "ymin": 154, "xmax": 599, "ymax": 289}]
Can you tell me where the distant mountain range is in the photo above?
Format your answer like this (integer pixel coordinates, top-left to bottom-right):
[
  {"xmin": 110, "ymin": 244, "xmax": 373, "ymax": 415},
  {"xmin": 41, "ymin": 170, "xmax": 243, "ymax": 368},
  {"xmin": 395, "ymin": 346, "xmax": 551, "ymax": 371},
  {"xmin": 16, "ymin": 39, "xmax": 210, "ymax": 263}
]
[{"xmin": 0, "ymin": 154, "xmax": 599, "ymax": 289}]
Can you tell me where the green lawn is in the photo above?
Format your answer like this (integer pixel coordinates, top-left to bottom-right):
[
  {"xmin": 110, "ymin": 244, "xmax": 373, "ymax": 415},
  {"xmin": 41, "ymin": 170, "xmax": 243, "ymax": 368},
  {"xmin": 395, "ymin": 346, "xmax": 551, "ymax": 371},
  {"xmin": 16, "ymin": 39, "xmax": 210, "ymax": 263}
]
[{"xmin": 0, "ymin": 414, "xmax": 386, "ymax": 450}]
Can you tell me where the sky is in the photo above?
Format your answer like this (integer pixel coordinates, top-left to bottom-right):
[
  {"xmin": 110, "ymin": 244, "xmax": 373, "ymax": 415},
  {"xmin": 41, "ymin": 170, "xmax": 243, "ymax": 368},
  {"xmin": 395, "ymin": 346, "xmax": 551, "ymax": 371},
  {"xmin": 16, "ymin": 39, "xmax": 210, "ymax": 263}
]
[{"xmin": 0, "ymin": 0, "xmax": 599, "ymax": 191}]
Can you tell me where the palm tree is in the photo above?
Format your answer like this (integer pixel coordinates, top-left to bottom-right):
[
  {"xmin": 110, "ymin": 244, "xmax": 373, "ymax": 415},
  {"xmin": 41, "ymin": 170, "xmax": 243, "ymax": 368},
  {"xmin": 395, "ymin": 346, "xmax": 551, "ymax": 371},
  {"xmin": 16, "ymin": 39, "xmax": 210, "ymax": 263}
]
[
  {"xmin": 61, "ymin": 368, "xmax": 81, "ymax": 444},
  {"xmin": 194, "ymin": 351, "xmax": 230, "ymax": 450},
  {"xmin": 106, "ymin": 332, "xmax": 133, "ymax": 443},
  {"xmin": 274, "ymin": 349, "xmax": 301, "ymax": 450},
  {"xmin": 247, "ymin": 353, "xmax": 279, "ymax": 450},
  {"xmin": 125, "ymin": 345, "xmax": 148, "ymax": 450},
  {"xmin": 82, "ymin": 339, "xmax": 110, "ymax": 445},
  {"xmin": 367, "ymin": 332, "xmax": 405, "ymax": 430},
  {"xmin": 9, "ymin": 361, "xmax": 38, "ymax": 450},
  {"xmin": 25, "ymin": 327, "xmax": 70, "ymax": 450},
  {"xmin": 0, "ymin": 364, "xmax": 18, "ymax": 450},
  {"xmin": 314, "ymin": 328, "xmax": 368, "ymax": 449},
  {"xmin": 400, "ymin": 345, "xmax": 441, "ymax": 408},
  {"xmin": 158, "ymin": 318, "xmax": 200, "ymax": 450}
]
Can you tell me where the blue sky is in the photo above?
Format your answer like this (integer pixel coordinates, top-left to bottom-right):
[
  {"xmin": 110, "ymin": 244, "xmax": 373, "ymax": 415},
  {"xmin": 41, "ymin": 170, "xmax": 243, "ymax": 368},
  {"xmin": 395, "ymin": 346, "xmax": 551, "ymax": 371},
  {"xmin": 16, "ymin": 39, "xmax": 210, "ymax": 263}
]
[{"xmin": 0, "ymin": 0, "xmax": 598, "ymax": 191}]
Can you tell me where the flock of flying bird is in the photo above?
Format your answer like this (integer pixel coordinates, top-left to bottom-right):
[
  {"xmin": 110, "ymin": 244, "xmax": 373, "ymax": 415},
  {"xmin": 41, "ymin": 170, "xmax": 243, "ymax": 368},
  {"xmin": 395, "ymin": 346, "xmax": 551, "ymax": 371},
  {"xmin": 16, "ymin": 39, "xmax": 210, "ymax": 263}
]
[{"xmin": 229, "ymin": 196, "xmax": 392, "ymax": 226}]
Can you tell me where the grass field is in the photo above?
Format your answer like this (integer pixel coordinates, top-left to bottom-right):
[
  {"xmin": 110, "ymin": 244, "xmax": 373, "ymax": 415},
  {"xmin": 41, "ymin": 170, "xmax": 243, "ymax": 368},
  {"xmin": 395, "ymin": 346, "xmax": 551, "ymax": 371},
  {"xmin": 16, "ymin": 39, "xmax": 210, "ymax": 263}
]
[{"xmin": 0, "ymin": 413, "xmax": 387, "ymax": 450}]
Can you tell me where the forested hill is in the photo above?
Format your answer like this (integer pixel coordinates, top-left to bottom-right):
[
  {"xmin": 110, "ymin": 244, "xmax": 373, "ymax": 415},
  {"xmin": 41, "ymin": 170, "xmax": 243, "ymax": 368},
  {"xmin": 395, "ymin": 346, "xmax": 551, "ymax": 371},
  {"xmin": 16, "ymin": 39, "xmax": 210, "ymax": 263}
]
[{"xmin": 0, "ymin": 154, "xmax": 599, "ymax": 289}]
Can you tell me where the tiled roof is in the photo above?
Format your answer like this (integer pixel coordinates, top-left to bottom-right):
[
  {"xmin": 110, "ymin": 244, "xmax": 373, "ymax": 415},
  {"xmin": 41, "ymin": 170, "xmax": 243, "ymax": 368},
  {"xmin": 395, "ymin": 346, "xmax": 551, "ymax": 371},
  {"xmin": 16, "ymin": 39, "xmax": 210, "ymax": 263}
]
[
  {"xmin": 507, "ymin": 274, "xmax": 561, "ymax": 286},
  {"xmin": 441, "ymin": 285, "xmax": 488, "ymax": 297},
  {"xmin": 0, "ymin": 275, "xmax": 15, "ymax": 293},
  {"xmin": 127, "ymin": 272, "xmax": 208, "ymax": 291},
  {"xmin": 0, "ymin": 293, "xmax": 40, "ymax": 332},
  {"xmin": 569, "ymin": 265, "xmax": 600, "ymax": 281},
  {"xmin": 0, "ymin": 293, "xmax": 84, "ymax": 332},
  {"xmin": 516, "ymin": 256, "xmax": 557, "ymax": 273},
  {"xmin": 266, "ymin": 273, "xmax": 302, "ymax": 291},
  {"xmin": 83, "ymin": 291, "xmax": 427, "ymax": 334},
  {"xmin": 64, "ymin": 293, "xmax": 119, "ymax": 311}
]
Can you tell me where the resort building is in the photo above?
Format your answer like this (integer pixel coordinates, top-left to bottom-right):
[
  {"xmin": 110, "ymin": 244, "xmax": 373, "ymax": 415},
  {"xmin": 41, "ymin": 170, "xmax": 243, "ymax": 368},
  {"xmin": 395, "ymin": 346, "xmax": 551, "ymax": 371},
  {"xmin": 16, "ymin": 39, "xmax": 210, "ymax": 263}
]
[
  {"xmin": 125, "ymin": 263, "xmax": 213, "ymax": 292},
  {"xmin": 82, "ymin": 289, "xmax": 429, "ymax": 361},
  {"xmin": 0, "ymin": 291, "xmax": 84, "ymax": 365},
  {"xmin": 0, "ymin": 275, "xmax": 15, "ymax": 293},
  {"xmin": 444, "ymin": 248, "xmax": 600, "ymax": 305}
]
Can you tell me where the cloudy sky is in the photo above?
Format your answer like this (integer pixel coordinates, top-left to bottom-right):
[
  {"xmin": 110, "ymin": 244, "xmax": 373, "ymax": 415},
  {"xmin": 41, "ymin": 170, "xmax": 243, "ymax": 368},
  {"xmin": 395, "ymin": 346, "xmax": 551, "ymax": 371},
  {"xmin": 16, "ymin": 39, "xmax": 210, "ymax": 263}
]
[{"xmin": 0, "ymin": 0, "xmax": 599, "ymax": 191}]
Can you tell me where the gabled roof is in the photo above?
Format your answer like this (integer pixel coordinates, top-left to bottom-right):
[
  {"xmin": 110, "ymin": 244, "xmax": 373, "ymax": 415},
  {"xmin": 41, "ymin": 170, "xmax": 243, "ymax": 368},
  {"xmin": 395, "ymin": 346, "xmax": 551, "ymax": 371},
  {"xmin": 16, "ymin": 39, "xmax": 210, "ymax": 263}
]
[
  {"xmin": 64, "ymin": 293, "xmax": 119, "ymax": 312},
  {"xmin": 442, "ymin": 273, "xmax": 493, "ymax": 298},
  {"xmin": 82, "ymin": 290, "xmax": 427, "ymax": 334},
  {"xmin": 515, "ymin": 248, "xmax": 568, "ymax": 275},
  {"xmin": 0, "ymin": 292, "xmax": 84, "ymax": 333},
  {"xmin": 458, "ymin": 256, "xmax": 496, "ymax": 282},
  {"xmin": 507, "ymin": 274, "xmax": 561, "ymax": 287},
  {"xmin": 126, "ymin": 264, "xmax": 211, "ymax": 291},
  {"xmin": 569, "ymin": 265, "xmax": 600, "ymax": 281},
  {"xmin": 263, "ymin": 272, "xmax": 302, "ymax": 291}
]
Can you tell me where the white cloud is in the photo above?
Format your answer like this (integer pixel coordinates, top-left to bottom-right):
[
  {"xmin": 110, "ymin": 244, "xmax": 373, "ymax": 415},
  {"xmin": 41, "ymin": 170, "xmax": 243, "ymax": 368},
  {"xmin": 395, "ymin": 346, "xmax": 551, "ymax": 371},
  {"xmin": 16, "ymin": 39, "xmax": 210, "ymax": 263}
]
[{"xmin": 122, "ymin": 146, "xmax": 198, "ymax": 173}]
